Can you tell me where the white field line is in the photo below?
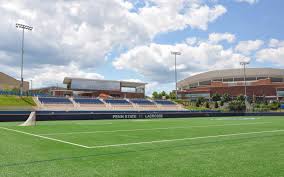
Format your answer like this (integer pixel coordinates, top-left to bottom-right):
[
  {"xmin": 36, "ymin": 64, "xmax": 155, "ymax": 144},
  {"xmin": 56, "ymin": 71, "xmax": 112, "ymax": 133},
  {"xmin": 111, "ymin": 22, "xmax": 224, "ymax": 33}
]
[
  {"xmin": 0, "ymin": 127, "xmax": 91, "ymax": 149},
  {"xmin": 75, "ymin": 122, "xmax": 113, "ymax": 125},
  {"xmin": 39, "ymin": 122, "xmax": 272, "ymax": 136},
  {"xmin": 1, "ymin": 127, "xmax": 284, "ymax": 149},
  {"xmin": 89, "ymin": 129, "xmax": 284, "ymax": 148}
]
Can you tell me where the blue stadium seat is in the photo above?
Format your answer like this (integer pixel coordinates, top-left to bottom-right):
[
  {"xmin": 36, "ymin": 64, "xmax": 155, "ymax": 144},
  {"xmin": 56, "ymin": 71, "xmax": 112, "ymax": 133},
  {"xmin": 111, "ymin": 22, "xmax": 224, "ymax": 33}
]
[
  {"xmin": 73, "ymin": 98, "xmax": 103, "ymax": 104},
  {"xmin": 104, "ymin": 99, "xmax": 130, "ymax": 105},
  {"xmin": 130, "ymin": 99, "xmax": 155, "ymax": 105},
  {"xmin": 38, "ymin": 97, "xmax": 72, "ymax": 104},
  {"xmin": 154, "ymin": 100, "xmax": 176, "ymax": 105}
]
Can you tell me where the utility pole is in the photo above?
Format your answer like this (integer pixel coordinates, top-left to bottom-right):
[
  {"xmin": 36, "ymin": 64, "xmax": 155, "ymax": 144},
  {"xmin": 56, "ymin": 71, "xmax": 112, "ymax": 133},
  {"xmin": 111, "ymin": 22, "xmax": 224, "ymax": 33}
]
[
  {"xmin": 171, "ymin": 51, "xmax": 181, "ymax": 99},
  {"xmin": 240, "ymin": 61, "xmax": 250, "ymax": 101},
  {"xmin": 16, "ymin": 23, "xmax": 33, "ymax": 96}
]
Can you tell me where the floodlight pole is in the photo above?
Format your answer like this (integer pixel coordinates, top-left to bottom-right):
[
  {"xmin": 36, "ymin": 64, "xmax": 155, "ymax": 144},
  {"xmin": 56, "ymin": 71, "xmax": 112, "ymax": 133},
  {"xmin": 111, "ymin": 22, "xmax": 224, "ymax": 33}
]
[
  {"xmin": 171, "ymin": 51, "xmax": 181, "ymax": 99},
  {"xmin": 240, "ymin": 61, "xmax": 250, "ymax": 101},
  {"xmin": 16, "ymin": 23, "xmax": 33, "ymax": 96}
]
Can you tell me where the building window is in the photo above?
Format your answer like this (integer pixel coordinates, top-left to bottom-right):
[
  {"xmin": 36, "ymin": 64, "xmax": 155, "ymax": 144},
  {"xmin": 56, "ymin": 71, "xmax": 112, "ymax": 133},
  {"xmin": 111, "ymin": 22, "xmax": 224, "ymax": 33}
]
[
  {"xmin": 277, "ymin": 90, "xmax": 284, "ymax": 97},
  {"xmin": 199, "ymin": 80, "xmax": 211, "ymax": 86},
  {"xmin": 223, "ymin": 78, "xmax": 233, "ymax": 82},
  {"xmin": 213, "ymin": 78, "xmax": 223, "ymax": 82},
  {"xmin": 271, "ymin": 78, "xmax": 283, "ymax": 82},
  {"xmin": 184, "ymin": 93, "xmax": 210, "ymax": 99},
  {"xmin": 257, "ymin": 77, "xmax": 268, "ymax": 80},
  {"xmin": 234, "ymin": 78, "xmax": 244, "ymax": 81}
]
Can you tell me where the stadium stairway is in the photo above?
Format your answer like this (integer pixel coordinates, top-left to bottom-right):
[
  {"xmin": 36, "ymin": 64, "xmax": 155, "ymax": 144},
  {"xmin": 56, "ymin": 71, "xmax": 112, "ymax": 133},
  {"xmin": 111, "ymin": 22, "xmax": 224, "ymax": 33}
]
[
  {"xmin": 126, "ymin": 98, "xmax": 138, "ymax": 109},
  {"xmin": 69, "ymin": 97, "xmax": 79, "ymax": 108},
  {"xmin": 33, "ymin": 97, "xmax": 43, "ymax": 109},
  {"xmin": 99, "ymin": 98, "xmax": 111, "ymax": 110}
]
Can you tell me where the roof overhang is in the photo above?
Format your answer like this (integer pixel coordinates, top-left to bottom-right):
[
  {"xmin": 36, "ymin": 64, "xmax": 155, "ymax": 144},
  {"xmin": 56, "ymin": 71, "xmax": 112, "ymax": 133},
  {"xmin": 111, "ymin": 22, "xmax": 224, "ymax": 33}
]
[{"xmin": 63, "ymin": 77, "xmax": 147, "ymax": 88}]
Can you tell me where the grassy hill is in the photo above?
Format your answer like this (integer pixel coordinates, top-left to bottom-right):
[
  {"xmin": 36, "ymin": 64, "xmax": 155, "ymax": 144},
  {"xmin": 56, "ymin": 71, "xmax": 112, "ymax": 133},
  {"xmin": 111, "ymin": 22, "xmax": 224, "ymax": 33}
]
[{"xmin": 0, "ymin": 95, "xmax": 36, "ymax": 107}]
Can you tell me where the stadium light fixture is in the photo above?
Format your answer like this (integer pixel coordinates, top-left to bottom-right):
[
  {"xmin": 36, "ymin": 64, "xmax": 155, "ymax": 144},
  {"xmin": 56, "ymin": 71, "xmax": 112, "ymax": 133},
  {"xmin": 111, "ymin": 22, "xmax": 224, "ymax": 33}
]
[
  {"xmin": 16, "ymin": 23, "xmax": 33, "ymax": 96},
  {"xmin": 240, "ymin": 61, "xmax": 250, "ymax": 101},
  {"xmin": 171, "ymin": 51, "xmax": 181, "ymax": 99}
]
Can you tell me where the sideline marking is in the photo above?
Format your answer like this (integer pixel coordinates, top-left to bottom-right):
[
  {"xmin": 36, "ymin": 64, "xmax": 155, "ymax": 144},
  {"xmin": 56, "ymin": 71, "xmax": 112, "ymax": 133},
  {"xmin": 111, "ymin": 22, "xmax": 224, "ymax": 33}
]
[
  {"xmin": 211, "ymin": 117, "xmax": 260, "ymax": 120},
  {"xmin": 39, "ymin": 122, "xmax": 272, "ymax": 135},
  {"xmin": 0, "ymin": 127, "xmax": 90, "ymax": 149},
  {"xmin": 89, "ymin": 129, "xmax": 284, "ymax": 148}
]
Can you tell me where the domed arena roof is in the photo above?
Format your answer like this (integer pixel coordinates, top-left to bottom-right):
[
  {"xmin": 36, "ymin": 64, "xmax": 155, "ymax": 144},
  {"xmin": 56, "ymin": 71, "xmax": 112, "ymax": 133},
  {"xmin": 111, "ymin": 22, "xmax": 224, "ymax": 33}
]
[{"xmin": 178, "ymin": 68, "xmax": 284, "ymax": 89}]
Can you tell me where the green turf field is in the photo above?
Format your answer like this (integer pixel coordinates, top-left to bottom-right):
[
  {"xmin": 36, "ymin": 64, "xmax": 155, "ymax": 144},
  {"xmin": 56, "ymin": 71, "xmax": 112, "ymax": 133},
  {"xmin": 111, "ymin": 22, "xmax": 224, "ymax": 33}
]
[{"xmin": 1, "ymin": 116, "xmax": 284, "ymax": 177}]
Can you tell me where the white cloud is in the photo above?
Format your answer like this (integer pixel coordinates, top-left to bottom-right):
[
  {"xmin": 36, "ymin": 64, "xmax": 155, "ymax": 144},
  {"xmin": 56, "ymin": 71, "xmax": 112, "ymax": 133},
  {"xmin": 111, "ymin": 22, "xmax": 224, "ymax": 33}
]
[
  {"xmin": 256, "ymin": 46, "xmax": 284, "ymax": 66},
  {"xmin": 0, "ymin": 62, "xmax": 104, "ymax": 88},
  {"xmin": 0, "ymin": 0, "xmax": 227, "ymax": 87},
  {"xmin": 28, "ymin": 64, "xmax": 104, "ymax": 88},
  {"xmin": 268, "ymin": 39, "xmax": 284, "ymax": 48},
  {"xmin": 209, "ymin": 32, "xmax": 236, "ymax": 44},
  {"xmin": 235, "ymin": 40, "xmax": 264, "ymax": 55},
  {"xmin": 185, "ymin": 37, "xmax": 198, "ymax": 45},
  {"xmin": 113, "ymin": 40, "xmax": 249, "ymax": 83},
  {"xmin": 235, "ymin": 0, "xmax": 259, "ymax": 4}
]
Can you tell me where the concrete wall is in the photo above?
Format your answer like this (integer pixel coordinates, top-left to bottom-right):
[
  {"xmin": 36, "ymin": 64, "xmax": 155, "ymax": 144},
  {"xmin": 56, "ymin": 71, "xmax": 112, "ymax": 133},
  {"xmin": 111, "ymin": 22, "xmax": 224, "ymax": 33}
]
[{"xmin": 1, "ymin": 110, "xmax": 284, "ymax": 122}]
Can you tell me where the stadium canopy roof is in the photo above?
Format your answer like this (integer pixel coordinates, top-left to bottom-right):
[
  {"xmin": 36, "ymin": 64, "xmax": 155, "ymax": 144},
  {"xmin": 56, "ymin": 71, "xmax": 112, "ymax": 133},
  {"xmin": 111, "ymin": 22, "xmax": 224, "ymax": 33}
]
[{"xmin": 63, "ymin": 77, "xmax": 147, "ymax": 88}]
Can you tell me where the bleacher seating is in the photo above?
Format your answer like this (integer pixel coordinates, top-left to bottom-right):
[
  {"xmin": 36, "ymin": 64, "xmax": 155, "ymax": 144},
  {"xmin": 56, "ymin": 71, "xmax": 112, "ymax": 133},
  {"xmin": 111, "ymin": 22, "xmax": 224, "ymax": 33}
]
[
  {"xmin": 34, "ymin": 96, "xmax": 184, "ymax": 111},
  {"xmin": 38, "ymin": 97, "xmax": 72, "ymax": 104},
  {"xmin": 154, "ymin": 100, "xmax": 176, "ymax": 105},
  {"xmin": 104, "ymin": 99, "xmax": 130, "ymax": 105},
  {"xmin": 73, "ymin": 98, "xmax": 103, "ymax": 104},
  {"xmin": 0, "ymin": 90, "xmax": 20, "ymax": 96},
  {"xmin": 130, "ymin": 99, "xmax": 155, "ymax": 105}
]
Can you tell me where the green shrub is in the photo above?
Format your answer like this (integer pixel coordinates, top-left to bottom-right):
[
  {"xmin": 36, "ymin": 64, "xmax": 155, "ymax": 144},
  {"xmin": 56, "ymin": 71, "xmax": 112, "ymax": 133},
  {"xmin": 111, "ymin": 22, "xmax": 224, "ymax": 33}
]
[
  {"xmin": 228, "ymin": 100, "xmax": 246, "ymax": 112},
  {"xmin": 269, "ymin": 102, "xmax": 280, "ymax": 110},
  {"xmin": 214, "ymin": 101, "xmax": 219, "ymax": 108},
  {"xmin": 236, "ymin": 95, "xmax": 245, "ymax": 102},
  {"xmin": 195, "ymin": 102, "xmax": 200, "ymax": 107},
  {"xmin": 212, "ymin": 94, "xmax": 221, "ymax": 102},
  {"xmin": 205, "ymin": 102, "xmax": 210, "ymax": 108},
  {"xmin": 222, "ymin": 93, "xmax": 231, "ymax": 102}
]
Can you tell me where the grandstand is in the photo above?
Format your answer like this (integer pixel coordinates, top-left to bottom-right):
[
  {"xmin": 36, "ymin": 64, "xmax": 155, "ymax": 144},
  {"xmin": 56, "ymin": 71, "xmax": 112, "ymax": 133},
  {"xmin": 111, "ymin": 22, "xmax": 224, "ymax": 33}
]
[
  {"xmin": 130, "ymin": 99, "xmax": 155, "ymax": 105},
  {"xmin": 154, "ymin": 100, "xmax": 176, "ymax": 105},
  {"xmin": 129, "ymin": 99, "xmax": 158, "ymax": 110},
  {"xmin": 38, "ymin": 97, "xmax": 72, "ymax": 104},
  {"xmin": 37, "ymin": 97, "xmax": 75, "ymax": 111},
  {"xmin": 35, "ymin": 96, "xmax": 185, "ymax": 111},
  {"xmin": 104, "ymin": 99, "xmax": 134, "ymax": 110},
  {"xmin": 154, "ymin": 99, "xmax": 183, "ymax": 110},
  {"xmin": 72, "ymin": 98, "xmax": 108, "ymax": 110}
]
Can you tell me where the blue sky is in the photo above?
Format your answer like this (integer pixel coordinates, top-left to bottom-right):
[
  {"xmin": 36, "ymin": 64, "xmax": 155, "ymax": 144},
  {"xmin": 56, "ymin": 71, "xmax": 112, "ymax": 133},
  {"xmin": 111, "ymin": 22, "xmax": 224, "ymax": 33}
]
[{"xmin": 0, "ymin": 0, "xmax": 284, "ymax": 95}]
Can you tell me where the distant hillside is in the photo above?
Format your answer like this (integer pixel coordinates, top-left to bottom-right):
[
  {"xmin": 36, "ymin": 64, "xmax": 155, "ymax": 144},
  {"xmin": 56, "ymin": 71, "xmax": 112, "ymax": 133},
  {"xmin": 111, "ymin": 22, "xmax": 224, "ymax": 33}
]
[{"xmin": 0, "ymin": 95, "xmax": 36, "ymax": 107}]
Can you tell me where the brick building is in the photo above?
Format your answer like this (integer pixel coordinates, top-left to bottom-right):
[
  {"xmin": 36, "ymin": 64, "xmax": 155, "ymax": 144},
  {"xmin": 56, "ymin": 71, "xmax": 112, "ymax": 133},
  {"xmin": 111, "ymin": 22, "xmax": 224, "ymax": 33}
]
[{"xmin": 177, "ymin": 68, "xmax": 284, "ymax": 101}]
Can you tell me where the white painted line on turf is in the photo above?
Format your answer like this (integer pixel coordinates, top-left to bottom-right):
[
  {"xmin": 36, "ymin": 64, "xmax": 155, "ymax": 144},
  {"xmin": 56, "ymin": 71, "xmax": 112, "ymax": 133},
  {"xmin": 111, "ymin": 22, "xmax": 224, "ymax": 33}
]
[
  {"xmin": 38, "ymin": 122, "xmax": 272, "ymax": 136},
  {"xmin": 89, "ymin": 129, "xmax": 284, "ymax": 148},
  {"xmin": 0, "ymin": 127, "xmax": 91, "ymax": 149},
  {"xmin": 211, "ymin": 117, "xmax": 261, "ymax": 121},
  {"xmin": 75, "ymin": 122, "xmax": 113, "ymax": 125}
]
